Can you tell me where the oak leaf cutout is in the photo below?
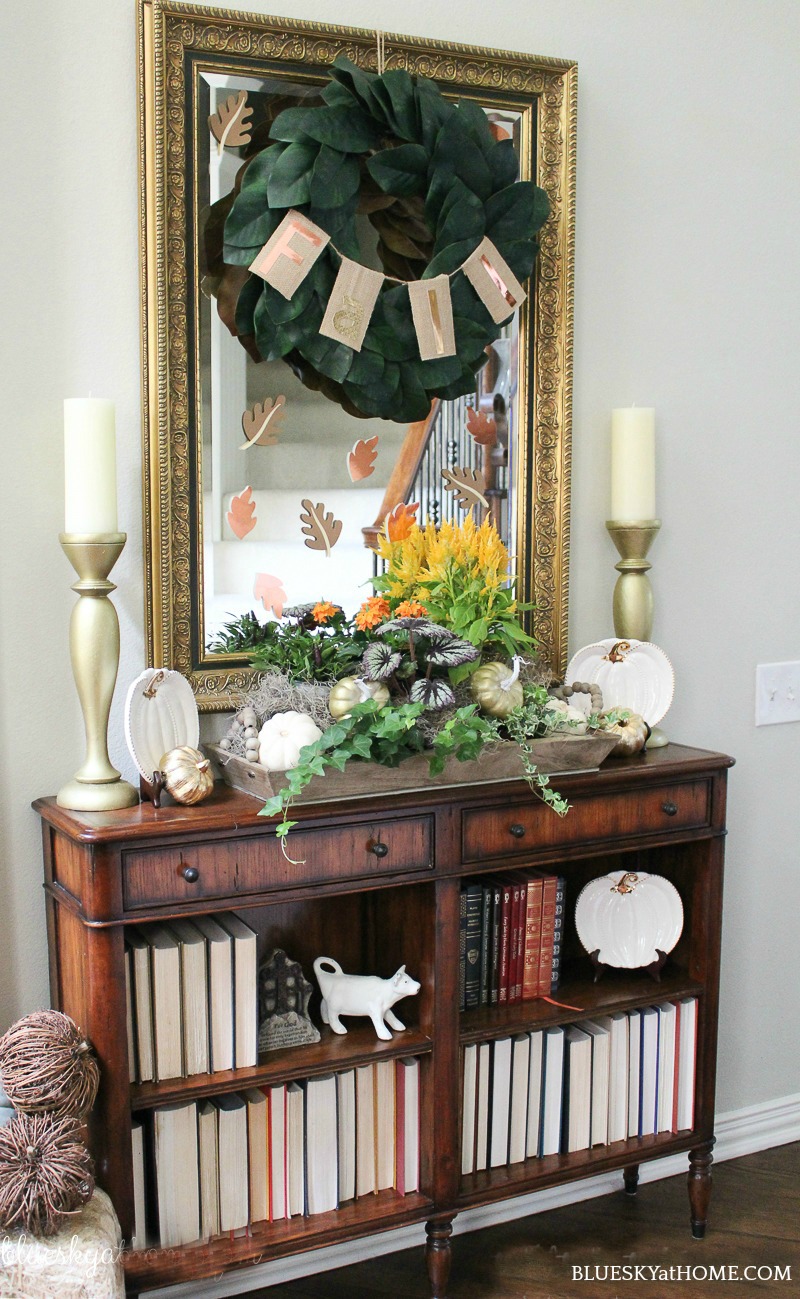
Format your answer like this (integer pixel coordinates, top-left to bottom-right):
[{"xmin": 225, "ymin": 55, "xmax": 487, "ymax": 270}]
[
  {"xmin": 240, "ymin": 396, "xmax": 286, "ymax": 449},
  {"xmin": 466, "ymin": 407, "xmax": 497, "ymax": 446},
  {"xmin": 208, "ymin": 90, "xmax": 253, "ymax": 154},
  {"xmin": 347, "ymin": 435, "xmax": 379, "ymax": 482},
  {"xmin": 385, "ymin": 501, "xmax": 420, "ymax": 541},
  {"xmin": 226, "ymin": 486, "xmax": 257, "ymax": 539},
  {"xmin": 253, "ymin": 572, "xmax": 287, "ymax": 619},
  {"xmin": 442, "ymin": 467, "xmax": 489, "ymax": 511},
  {"xmin": 300, "ymin": 499, "xmax": 343, "ymax": 557}
]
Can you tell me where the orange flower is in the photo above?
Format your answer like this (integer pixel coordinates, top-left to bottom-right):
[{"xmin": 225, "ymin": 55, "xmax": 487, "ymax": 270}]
[
  {"xmin": 311, "ymin": 600, "xmax": 340, "ymax": 625},
  {"xmin": 355, "ymin": 596, "xmax": 390, "ymax": 631},
  {"xmin": 394, "ymin": 598, "xmax": 428, "ymax": 618}
]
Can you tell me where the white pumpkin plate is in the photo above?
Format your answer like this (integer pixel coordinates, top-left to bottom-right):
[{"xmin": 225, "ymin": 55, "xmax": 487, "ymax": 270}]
[
  {"xmin": 124, "ymin": 668, "xmax": 200, "ymax": 780},
  {"xmin": 574, "ymin": 869, "xmax": 683, "ymax": 968},
  {"xmin": 565, "ymin": 637, "xmax": 674, "ymax": 726}
]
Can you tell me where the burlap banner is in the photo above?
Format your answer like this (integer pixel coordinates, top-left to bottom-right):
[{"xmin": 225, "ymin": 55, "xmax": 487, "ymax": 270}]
[
  {"xmin": 407, "ymin": 275, "xmax": 457, "ymax": 361},
  {"xmin": 319, "ymin": 258, "xmax": 384, "ymax": 352},
  {"xmin": 249, "ymin": 212, "xmax": 524, "ymax": 359}
]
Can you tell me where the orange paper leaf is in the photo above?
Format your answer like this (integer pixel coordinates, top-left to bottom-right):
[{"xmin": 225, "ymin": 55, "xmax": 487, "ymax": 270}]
[
  {"xmin": 442, "ymin": 467, "xmax": 489, "ymax": 511},
  {"xmin": 227, "ymin": 486, "xmax": 257, "ymax": 539},
  {"xmin": 299, "ymin": 499, "xmax": 343, "ymax": 557},
  {"xmin": 240, "ymin": 396, "xmax": 286, "ymax": 449},
  {"xmin": 466, "ymin": 406, "xmax": 497, "ymax": 446},
  {"xmin": 385, "ymin": 501, "xmax": 420, "ymax": 541},
  {"xmin": 347, "ymin": 435, "xmax": 379, "ymax": 482},
  {"xmin": 253, "ymin": 572, "xmax": 286, "ymax": 619},
  {"xmin": 208, "ymin": 90, "xmax": 253, "ymax": 154}
]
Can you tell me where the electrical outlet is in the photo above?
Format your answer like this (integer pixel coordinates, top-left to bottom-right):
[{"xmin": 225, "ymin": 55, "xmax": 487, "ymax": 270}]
[{"xmin": 755, "ymin": 661, "xmax": 800, "ymax": 726}]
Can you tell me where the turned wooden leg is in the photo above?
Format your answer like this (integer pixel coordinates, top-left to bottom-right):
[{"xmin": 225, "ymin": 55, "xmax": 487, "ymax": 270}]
[
  {"xmin": 425, "ymin": 1219, "xmax": 453, "ymax": 1299},
  {"xmin": 623, "ymin": 1163, "xmax": 640, "ymax": 1196},
  {"xmin": 688, "ymin": 1140, "xmax": 715, "ymax": 1238}
]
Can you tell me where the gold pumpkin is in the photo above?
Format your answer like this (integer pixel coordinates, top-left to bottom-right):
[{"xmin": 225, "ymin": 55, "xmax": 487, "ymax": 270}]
[
  {"xmin": 159, "ymin": 745, "xmax": 214, "ymax": 804},
  {"xmin": 470, "ymin": 659, "xmax": 524, "ymax": 718},
  {"xmin": 328, "ymin": 676, "xmax": 390, "ymax": 719},
  {"xmin": 600, "ymin": 710, "xmax": 650, "ymax": 757}
]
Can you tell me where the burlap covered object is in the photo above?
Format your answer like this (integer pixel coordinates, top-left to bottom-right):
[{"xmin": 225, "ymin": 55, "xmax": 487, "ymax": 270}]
[{"xmin": 0, "ymin": 1188, "xmax": 124, "ymax": 1299}]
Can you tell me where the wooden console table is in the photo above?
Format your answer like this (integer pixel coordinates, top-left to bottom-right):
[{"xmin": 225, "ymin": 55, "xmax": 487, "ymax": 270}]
[{"xmin": 35, "ymin": 742, "xmax": 732, "ymax": 1296}]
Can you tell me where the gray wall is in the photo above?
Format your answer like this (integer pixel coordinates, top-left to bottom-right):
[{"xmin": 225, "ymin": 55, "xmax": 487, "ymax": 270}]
[{"xmin": 1, "ymin": 0, "xmax": 798, "ymax": 1117}]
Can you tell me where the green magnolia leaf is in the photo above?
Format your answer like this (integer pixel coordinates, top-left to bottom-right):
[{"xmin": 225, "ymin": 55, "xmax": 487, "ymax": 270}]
[
  {"xmin": 367, "ymin": 144, "xmax": 429, "ymax": 198},
  {"xmin": 379, "ymin": 69, "xmax": 419, "ymax": 141},
  {"xmin": 223, "ymin": 146, "xmax": 284, "ymax": 251},
  {"xmin": 269, "ymin": 106, "xmax": 323, "ymax": 143},
  {"xmin": 416, "ymin": 353, "xmax": 464, "ymax": 386},
  {"xmin": 435, "ymin": 179, "xmax": 484, "ymax": 252},
  {"xmin": 424, "ymin": 238, "xmax": 479, "ymax": 279},
  {"xmin": 253, "ymin": 292, "xmax": 295, "ymax": 360},
  {"xmin": 488, "ymin": 137, "xmax": 520, "ymax": 190},
  {"xmin": 430, "ymin": 115, "xmax": 492, "ymax": 202},
  {"xmin": 409, "ymin": 677, "xmax": 456, "ymax": 710},
  {"xmin": 330, "ymin": 56, "xmax": 385, "ymax": 120},
  {"xmin": 258, "ymin": 271, "xmax": 317, "ymax": 325},
  {"xmin": 310, "ymin": 146, "xmax": 361, "ymax": 208},
  {"xmin": 301, "ymin": 328, "xmax": 355, "ymax": 384},
  {"xmin": 454, "ymin": 99, "xmax": 497, "ymax": 156},
  {"xmin": 485, "ymin": 181, "xmax": 549, "ymax": 244},
  {"xmin": 234, "ymin": 274, "xmax": 262, "ymax": 335},
  {"xmin": 416, "ymin": 75, "xmax": 451, "ymax": 152},
  {"xmin": 267, "ymin": 141, "xmax": 318, "ymax": 208},
  {"xmin": 321, "ymin": 80, "xmax": 358, "ymax": 110},
  {"xmin": 346, "ymin": 346, "xmax": 386, "ymax": 387}
]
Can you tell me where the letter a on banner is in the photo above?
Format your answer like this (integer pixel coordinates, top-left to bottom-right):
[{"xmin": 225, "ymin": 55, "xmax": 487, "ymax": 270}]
[
  {"xmin": 407, "ymin": 275, "xmax": 457, "ymax": 361},
  {"xmin": 249, "ymin": 210, "xmax": 330, "ymax": 300},
  {"xmin": 319, "ymin": 258, "xmax": 383, "ymax": 352},
  {"xmin": 463, "ymin": 236, "xmax": 527, "ymax": 325}
]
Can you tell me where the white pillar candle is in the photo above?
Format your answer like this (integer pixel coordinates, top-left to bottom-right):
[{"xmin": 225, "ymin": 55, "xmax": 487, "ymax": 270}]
[
  {"xmin": 610, "ymin": 407, "xmax": 656, "ymax": 520},
  {"xmin": 64, "ymin": 398, "xmax": 118, "ymax": 533}
]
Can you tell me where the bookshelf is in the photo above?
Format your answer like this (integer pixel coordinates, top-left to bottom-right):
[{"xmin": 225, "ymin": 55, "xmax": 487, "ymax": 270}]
[{"xmin": 35, "ymin": 742, "xmax": 732, "ymax": 1297}]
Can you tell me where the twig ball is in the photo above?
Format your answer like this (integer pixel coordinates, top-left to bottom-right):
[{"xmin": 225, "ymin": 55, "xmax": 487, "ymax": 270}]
[
  {"xmin": 0, "ymin": 1111, "xmax": 94, "ymax": 1236},
  {"xmin": 0, "ymin": 1011, "xmax": 100, "ymax": 1117}
]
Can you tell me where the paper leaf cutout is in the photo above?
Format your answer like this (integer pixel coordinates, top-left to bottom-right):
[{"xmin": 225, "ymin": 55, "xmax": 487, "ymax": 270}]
[
  {"xmin": 385, "ymin": 501, "xmax": 420, "ymax": 541},
  {"xmin": 227, "ymin": 486, "xmax": 257, "ymax": 539},
  {"xmin": 253, "ymin": 572, "xmax": 287, "ymax": 619},
  {"xmin": 300, "ymin": 499, "xmax": 343, "ymax": 557},
  {"xmin": 442, "ymin": 468, "xmax": 489, "ymax": 511},
  {"xmin": 240, "ymin": 396, "xmax": 286, "ymax": 449},
  {"xmin": 208, "ymin": 90, "xmax": 253, "ymax": 154},
  {"xmin": 466, "ymin": 407, "xmax": 497, "ymax": 446},
  {"xmin": 347, "ymin": 435, "xmax": 379, "ymax": 482}
]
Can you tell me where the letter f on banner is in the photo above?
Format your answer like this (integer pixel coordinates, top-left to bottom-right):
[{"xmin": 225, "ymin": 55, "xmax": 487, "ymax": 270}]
[{"xmin": 250, "ymin": 210, "xmax": 330, "ymax": 300}]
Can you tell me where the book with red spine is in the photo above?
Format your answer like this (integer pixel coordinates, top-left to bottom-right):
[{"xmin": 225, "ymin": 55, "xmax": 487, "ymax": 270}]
[
  {"xmin": 506, "ymin": 882, "xmax": 520, "ymax": 1004},
  {"xmin": 497, "ymin": 880, "xmax": 514, "ymax": 1004},
  {"xmin": 522, "ymin": 875, "xmax": 544, "ymax": 1001},
  {"xmin": 514, "ymin": 880, "xmax": 527, "ymax": 1002},
  {"xmin": 537, "ymin": 874, "xmax": 558, "ymax": 996}
]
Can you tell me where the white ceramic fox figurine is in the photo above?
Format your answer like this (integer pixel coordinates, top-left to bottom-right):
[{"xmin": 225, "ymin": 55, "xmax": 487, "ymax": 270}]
[{"xmin": 313, "ymin": 957, "xmax": 420, "ymax": 1041}]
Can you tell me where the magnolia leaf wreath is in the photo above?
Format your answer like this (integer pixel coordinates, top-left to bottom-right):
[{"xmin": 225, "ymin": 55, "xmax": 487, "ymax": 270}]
[{"xmin": 218, "ymin": 57, "xmax": 550, "ymax": 423}]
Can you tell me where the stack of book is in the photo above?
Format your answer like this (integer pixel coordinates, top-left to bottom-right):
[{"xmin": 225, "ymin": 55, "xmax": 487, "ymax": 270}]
[
  {"xmin": 459, "ymin": 872, "xmax": 566, "ymax": 1011},
  {"xmin": 461, "ymin": 997, "xmax": 697, "ymax": 1173},
  {"xmin": 125, "ymin": 913, "xmax": 258, "ymax": 1082},
  {"xmin": 132, "ymin": 1057, "xmax": 421, "ymax": 1247}
]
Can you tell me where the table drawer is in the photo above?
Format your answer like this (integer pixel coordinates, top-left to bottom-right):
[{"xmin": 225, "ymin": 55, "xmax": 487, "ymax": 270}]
[
  {"xmin": 122, "ymin": 815, "xmax": 434, "ymax": 909},
  {"xmin": 462, "ymin": 780, "xmax": 711, "ymax": 862}
]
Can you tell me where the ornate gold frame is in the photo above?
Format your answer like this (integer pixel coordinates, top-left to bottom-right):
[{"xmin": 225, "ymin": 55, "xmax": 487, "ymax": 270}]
[{"xmin": 139, "ymin": 0, "xmax": 576, "ymax": 710}]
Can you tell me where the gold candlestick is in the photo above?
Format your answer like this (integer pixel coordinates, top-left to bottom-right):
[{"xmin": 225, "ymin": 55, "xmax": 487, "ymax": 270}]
[
  {"xmin": 57, "ymin": 533, "xmax": 139, "ymax": 810},
  {"xmin": 605, "ymin": 519, "xmax": 668, "ymax": 747}
]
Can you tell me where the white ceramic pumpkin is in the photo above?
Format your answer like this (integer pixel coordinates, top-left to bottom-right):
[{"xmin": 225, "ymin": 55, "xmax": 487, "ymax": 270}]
[
  {"xmin": 545, "ymin": 698, "xmax": 588, "ymax": 735},
  {"xmin": 328, "ymin": 676, "xmax": 390, "ymax": 720},
  {"xmin": 258, "ymin": 711, "xmax": 323, "ymax": 771},
  {"xmin": 574, "ymin": 870, "xmax": 683, "ymax": 968},
  {"xmin": 565, "ymin": 638, "xmax": 674, "ymax": 726},
  {"xmin": 124, "ymin": 668, "xmax": 200, "ymax": 779}
]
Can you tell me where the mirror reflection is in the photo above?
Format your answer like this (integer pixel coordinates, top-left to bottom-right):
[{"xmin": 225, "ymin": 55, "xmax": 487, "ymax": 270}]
[{"xmin": 198, "ymin": 71, "xmax": 522, "ymax": 646}]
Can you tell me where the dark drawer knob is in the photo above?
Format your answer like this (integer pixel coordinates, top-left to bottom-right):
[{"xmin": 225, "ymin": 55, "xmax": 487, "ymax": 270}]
[
  {"xmin": 369, "ymin": 840, "xmax": 389, "ymax": 858},
  {"xmin": 509, "ymin": 823, "xmax": 526, "ymax": 839},
  {"xmin": 662, "ymin": 801, "xmax": 678, "ymax": 817},
  {"xmin": 182, "ymin": 865, "xmax": 200, "ymax": 883}
]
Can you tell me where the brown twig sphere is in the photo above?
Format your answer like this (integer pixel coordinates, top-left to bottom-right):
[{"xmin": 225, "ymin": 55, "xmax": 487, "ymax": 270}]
[
  {"xmin": 0, "ymin": 1011, "xmax": 100, "ymax": 1117},
  {"xmin": 0, "ymin": 1112, "xmax": 94, "ymax": 1236}
]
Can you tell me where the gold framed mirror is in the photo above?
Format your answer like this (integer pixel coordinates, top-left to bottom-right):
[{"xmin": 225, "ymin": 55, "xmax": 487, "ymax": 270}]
[{"xmin": 139, "ymin": 0, "xmax": 575, "ymax": 710}]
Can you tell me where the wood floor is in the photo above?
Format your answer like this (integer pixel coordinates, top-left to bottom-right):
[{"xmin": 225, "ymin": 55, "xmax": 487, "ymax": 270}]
[{"xmin": 242, "ymin": 1143, "xmax": 799, "ymax": 1298}]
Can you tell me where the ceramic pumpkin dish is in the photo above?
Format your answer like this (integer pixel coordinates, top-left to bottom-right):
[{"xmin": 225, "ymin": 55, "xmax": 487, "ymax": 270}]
[
  {"xmin": 258, "ymin": 712, "xmax": 323, "ymax": 771},
  {"xmin": 565, "ymin": 638, "xmax": 674, "ymax": 726},
  {"xmin": 574, "ymin": 869, "xmax": 683, "ymax": 968}
]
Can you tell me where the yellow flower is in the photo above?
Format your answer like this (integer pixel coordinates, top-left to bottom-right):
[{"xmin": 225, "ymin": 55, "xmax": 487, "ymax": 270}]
[{"xmin": 311, "ymin": 600, "xmax": 340, "ymax": 625}]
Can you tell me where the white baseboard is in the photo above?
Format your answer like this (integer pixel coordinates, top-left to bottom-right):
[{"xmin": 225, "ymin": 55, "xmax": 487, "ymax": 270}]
[{"xmin": 150, "ymin": 1091, "xmax": 800, "ymax": 1299}]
